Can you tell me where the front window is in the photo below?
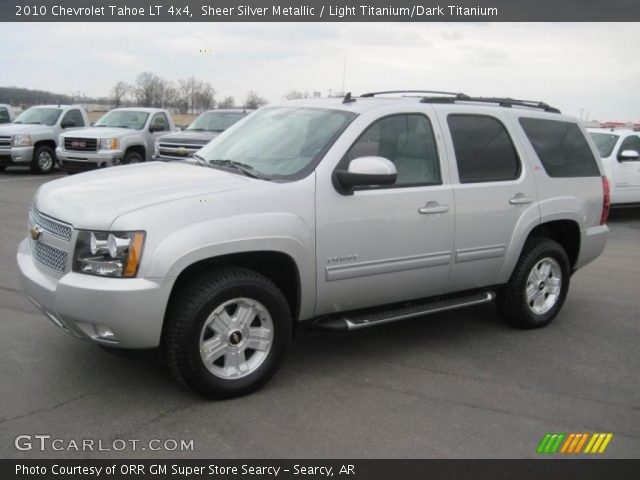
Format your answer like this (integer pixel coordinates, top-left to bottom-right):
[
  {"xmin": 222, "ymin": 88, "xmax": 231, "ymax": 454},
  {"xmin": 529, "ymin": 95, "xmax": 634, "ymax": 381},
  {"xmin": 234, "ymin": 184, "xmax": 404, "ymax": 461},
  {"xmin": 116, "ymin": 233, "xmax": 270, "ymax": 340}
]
[
  {"xmin": 94, "ymin": 110, "xmax": 150, "ymax": 130},
  {"xmin": 14, "ymin": 107, "xmax": 62, "ymax": 126},
  {"xmin": 196, "ymin": 107, "xmax": 356, "ymax": 180},
  {"xmin": 187, "ymin": 111, "xmax": 246, "ymax": 132},
  {"xmin": 589, "ymin": 132, "xmax": 619, "ymax": 158}
]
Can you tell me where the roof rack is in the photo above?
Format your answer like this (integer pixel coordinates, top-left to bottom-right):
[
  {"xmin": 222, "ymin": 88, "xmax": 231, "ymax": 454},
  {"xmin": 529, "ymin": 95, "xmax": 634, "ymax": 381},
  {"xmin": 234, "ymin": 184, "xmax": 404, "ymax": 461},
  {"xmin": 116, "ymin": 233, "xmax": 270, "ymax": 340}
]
[
  {"xmin": 421, "ymin": 93, "xmax": 561, "ymax": 113},
  {"xmin": 361, "ymin": 90, "xmax": 464, "ymax": 98}
]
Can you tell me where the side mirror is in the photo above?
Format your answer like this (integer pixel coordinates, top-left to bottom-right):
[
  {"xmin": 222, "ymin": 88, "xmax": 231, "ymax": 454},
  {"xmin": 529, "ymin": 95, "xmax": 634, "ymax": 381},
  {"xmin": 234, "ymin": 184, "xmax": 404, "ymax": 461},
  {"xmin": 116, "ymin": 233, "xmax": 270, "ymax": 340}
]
[
  {"xmin": 149, "ymin": 124, "xmax": 164, "ymax": 133},
  {"xmin": 335, "ymin": 156, "xmax": 397, "ymax": 192},
  {"xmin": 61, "ymin": 120, "xmax": 76, "ymax": 128},
  {"xmin": 618, "ymin": 149, "xmax": 639, "ymax": 162}
]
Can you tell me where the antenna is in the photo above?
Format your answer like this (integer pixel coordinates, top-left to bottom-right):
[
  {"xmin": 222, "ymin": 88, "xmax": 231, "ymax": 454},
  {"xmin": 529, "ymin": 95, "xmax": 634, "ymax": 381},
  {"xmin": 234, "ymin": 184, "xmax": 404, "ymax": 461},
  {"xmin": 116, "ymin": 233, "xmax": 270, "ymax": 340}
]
[{"xmin": 342, "ymin": 92, "xmax": 355, "ymax": 104}]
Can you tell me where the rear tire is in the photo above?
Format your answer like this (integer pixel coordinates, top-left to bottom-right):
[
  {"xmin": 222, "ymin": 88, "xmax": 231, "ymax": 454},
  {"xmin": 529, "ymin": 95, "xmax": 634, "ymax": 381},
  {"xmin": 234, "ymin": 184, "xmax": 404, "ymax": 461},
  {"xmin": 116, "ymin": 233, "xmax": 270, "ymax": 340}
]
[
  {"xmin": 31, "ymin": 145, "xmax": 56, "ymax": 174},
  {"xmin": 163, "ymin": 267, "xmax": 292, "ymax": 399},
  {"xmin": 497, "ymin": 237, "xmax": 570, "ymax": 329}
]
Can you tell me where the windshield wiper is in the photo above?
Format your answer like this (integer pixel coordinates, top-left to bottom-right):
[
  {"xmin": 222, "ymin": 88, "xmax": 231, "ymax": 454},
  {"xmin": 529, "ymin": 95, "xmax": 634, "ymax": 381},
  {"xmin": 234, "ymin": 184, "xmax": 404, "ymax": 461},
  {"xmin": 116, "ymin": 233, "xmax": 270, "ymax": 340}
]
[
  {"xmin": 207, "ymin": 159, "xmax": 268, "ymax": 180},
  {"xmin": 186, "ymin": 128, "xmax": 206, "ymax": 132}
]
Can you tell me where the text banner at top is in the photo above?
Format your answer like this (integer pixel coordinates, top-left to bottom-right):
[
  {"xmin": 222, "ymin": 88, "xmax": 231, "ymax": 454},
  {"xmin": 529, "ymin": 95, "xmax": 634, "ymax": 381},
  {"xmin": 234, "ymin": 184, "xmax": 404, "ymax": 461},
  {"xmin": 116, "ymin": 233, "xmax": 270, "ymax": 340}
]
[{"xmin": 2, "ymin": 0, "xmax": 640, "ymax": 22}]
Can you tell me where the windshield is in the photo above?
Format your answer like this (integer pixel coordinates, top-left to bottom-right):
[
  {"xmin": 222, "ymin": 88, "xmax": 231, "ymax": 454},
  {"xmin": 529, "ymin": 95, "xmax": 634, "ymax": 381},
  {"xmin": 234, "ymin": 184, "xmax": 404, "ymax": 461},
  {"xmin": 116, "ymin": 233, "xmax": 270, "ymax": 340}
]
[
  {"xmin": 197, "ymin": 107, "xmax": 356, "ymax": 179},
  {"xmin": 14, "ymin": 107, "xmax": 61, "ymax": 126},
  {"xmin": 589, "ymin": 132, "xmax": 619, "ymax": 158},
  {"xmin": 187, "ymin": 111, "xmax": 246, "ymax": 132},
  {"xmin": 94, "ymin": 110, "xmax": 149, "ymax": 130}
]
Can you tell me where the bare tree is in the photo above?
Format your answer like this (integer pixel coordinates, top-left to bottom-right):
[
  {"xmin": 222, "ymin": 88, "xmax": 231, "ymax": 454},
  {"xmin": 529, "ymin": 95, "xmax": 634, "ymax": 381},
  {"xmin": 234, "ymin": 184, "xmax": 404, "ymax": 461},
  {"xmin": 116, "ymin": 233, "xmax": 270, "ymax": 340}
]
[
  {"xmin": 135, "ymin": 72, "xmax": 162, "ymax": 107},
  {"xmin": 284, "ymin": 90, "xmax": 309, "ymax": 100},
  {"xmin": 195, "ymin": 81, "xmax": 216, "ymax": 112},
  {"xmin": 218, "ymin": 96, "xmax": 236, "ymax": 108},
  {"xmin": 111, "ymin": 81, "xmax": 130, "ymax": 108},
  {"xmin": 245, "ymin": 91, "xmax": 268, "ymax": 109}
]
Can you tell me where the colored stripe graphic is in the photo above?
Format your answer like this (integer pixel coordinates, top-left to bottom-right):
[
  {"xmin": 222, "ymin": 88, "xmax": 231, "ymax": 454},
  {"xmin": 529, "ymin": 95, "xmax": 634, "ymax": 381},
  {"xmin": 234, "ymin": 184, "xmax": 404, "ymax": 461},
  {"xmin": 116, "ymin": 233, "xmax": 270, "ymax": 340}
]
[{"xmin": 538, "ymin": 433, "xmax": 613, "ymax": 454}]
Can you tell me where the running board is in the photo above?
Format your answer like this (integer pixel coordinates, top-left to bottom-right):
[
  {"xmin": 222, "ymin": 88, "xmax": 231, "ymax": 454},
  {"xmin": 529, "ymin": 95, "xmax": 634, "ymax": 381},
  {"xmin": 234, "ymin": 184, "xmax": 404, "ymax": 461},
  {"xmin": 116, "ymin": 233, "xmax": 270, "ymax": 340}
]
[{"xmin": 314, "ymin": 291, "xmax": 495, "ymax": 331}]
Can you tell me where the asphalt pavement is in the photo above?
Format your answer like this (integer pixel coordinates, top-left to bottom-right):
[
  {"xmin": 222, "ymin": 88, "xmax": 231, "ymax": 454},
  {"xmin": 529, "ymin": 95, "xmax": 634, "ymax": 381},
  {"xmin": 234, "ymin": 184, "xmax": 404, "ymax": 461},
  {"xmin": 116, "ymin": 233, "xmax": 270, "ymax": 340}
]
[{"xmin": 0, "ymin": 166, "xmax": 638, "ymax": 459}]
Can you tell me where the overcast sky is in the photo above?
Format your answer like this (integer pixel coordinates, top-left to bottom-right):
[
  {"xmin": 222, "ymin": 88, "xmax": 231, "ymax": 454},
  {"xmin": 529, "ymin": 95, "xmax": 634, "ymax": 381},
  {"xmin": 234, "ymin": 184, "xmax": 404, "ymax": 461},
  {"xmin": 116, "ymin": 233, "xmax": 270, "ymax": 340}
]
[{"xmin": 0, "ymin": 22, "xmax": 638, "ymax": 120}]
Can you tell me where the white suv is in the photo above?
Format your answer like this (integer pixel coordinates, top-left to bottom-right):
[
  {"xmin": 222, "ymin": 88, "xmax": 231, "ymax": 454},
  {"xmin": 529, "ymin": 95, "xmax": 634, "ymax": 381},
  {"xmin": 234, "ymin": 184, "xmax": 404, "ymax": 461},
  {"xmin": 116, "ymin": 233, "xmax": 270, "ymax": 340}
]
[{"xmin": 588, "ymin": 128, "xmax": 640, "ymax": 206}]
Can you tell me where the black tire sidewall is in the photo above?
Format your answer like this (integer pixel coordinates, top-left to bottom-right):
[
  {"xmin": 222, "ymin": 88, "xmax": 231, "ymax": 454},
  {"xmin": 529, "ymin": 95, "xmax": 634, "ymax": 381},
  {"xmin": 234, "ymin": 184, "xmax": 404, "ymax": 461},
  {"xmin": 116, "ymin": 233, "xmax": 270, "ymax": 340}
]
[
  {"xmin": 124, "ymin": 151, "xmax": 143, "ymax": 165},
  {"xmin": 182, "ymin": 277, "xmax": 292, "ymax": 397},
  {"xmin": 513, "ymin": 240, "xmax": 571, "ymax": 327},
  {"xmin": 32, "ymin": 145, "xmax": 55, "ymax": 174}
]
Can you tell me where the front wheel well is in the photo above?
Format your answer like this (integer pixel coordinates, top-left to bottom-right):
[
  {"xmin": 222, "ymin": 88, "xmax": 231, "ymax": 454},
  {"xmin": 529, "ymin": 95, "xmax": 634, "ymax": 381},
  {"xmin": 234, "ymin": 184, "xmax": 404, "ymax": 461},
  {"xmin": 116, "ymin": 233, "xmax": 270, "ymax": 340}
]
[
  {"xmin": 527, "ymin": 220, "xmax": 580, "ymax": 269},
  {"xmin": 34, "ymin": 140, "xmax": 57, "ymax": 153},
  {"xmin": 167, "ymin": 251, "xmax": 301, "ymax": 321},
  {"xmin": 125, "ymin": 145, "xmax": 146, "ymax": 159}
]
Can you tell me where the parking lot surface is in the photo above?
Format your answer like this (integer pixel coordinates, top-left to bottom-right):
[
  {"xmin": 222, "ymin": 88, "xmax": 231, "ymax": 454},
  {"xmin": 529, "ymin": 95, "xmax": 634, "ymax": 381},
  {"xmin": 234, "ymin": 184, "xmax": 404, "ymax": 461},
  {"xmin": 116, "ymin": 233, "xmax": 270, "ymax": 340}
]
[{"xmin": 0, "ymin": 167, "xmax": 638, "ymax": 459}]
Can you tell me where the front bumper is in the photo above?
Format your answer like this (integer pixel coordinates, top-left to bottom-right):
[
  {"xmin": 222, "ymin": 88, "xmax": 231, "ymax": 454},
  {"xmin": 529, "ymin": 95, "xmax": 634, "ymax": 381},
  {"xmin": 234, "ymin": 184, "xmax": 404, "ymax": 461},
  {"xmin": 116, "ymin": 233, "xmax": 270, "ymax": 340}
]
[
  {"xmin": 0, "ymin": 146, "xmax": 34, "ymax": 165},
  {"xmin": 56, "ymin": 148, "xmax": 123, "ymax": 170},
  {"xmin": 17, "ymin": 239, "xmax": 174, "ymax": 349}
]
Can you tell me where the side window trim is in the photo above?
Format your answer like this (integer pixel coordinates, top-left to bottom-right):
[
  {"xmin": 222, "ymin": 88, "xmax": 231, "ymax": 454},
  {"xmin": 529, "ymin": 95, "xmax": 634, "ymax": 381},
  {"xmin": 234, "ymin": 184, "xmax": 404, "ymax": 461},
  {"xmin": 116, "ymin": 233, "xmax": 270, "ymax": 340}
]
[
  {"xmin": 333, "ymin": 112, "xmax": 443, "ymax": 193},
  {"xmin": 447, "ymin": 113, "xmax": 523, "ymax": 184}
]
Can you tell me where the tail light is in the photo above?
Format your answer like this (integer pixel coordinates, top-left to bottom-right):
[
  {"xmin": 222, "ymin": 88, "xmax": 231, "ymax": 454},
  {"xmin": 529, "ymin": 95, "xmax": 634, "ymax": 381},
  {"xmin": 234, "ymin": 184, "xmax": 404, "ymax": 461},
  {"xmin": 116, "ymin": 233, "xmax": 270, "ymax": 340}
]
[{"xmin": 600, "ymin": 176, "xmax": 610, "ymax": 225}]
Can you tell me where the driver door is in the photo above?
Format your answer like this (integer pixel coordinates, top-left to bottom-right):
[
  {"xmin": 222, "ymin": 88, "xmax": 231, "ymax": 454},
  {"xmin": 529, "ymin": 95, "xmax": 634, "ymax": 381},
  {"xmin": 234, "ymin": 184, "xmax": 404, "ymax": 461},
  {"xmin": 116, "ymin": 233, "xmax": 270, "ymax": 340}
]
[
  {"xmin": 315, "ymin": 111, "xmax": 455, "ymax": 315},
  {"xmin": 613, "ymin": 134, "xmax": 640, "ymax": 203}
]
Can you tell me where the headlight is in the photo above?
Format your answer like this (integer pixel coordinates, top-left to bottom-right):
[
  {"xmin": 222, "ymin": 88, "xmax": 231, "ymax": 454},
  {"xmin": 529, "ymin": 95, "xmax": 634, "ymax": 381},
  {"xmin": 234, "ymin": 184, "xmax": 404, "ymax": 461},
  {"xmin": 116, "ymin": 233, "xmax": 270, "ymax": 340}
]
[
  {"xmin": 154, "ymin": 141, "xmax": 159, "ymax": 156},
  {"xmin": 12, "ymin": 134, "xmax": 32, "ymax": 147},
  {"xmin": 73, "ymin": 231, "xmax": 145, "ymax": 278},
  {"xmin": 99, "ymin": 138, "xmax": 119, "ymax": 150}
]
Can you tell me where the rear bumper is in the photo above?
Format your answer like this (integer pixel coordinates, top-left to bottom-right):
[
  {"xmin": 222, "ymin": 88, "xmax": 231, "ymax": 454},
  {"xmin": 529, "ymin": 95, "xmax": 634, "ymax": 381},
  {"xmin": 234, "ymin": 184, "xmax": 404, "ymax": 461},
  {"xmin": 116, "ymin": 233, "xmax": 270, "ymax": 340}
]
[
  {"xmin": 575, "ymin": 224, "xmax": 609, "ymax": 270},
  {"xmin": 0, "ymin": 146, "xmax": 34, "ymax": 165},
  {"xmin": 17, "ymin": 239, "xmax": 174, "ymax": 349}
]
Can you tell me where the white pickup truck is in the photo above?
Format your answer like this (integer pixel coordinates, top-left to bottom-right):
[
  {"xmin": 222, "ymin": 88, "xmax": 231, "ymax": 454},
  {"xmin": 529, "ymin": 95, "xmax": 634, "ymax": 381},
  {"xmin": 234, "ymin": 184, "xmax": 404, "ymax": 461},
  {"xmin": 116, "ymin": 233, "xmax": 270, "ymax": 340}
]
[
  {"xmin": 588, "ymin": 128, "xmax": 640, "ymax": 206},
  {"xmin": 0, "ymin": 104, "xmax": 15, "ymax": 124},
  {"xmin": 56, "ymin": 107, "xmax": 176, "ymax": 173},
  {"xmin": 0, "ymin": 105, "xmax": 90, "ymax": 173}
]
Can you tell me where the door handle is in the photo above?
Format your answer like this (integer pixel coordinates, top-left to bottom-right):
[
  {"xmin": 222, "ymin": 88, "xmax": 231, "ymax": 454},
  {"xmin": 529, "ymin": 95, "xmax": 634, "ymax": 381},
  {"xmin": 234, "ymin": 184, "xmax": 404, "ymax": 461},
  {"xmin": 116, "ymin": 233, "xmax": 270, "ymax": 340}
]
[
  {"xmin": 509, "ymin": 194, "xmax": 534, "ymax": 205},
  {"xmin": 418, "ymin": 202, "xmax": 449, "ymax": 214}
]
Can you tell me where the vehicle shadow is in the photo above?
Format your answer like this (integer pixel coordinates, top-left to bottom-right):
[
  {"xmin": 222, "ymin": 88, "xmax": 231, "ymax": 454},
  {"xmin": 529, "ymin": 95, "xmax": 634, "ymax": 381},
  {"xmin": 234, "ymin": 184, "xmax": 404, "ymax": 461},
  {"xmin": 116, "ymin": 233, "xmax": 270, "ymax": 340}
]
[
  {"xmin": 607, "ymin": 207, "xmax": 640, "ymax": 223},
  {"xmin": 0, "ymin": 166, "xmax": 64, "ymax": 177}
]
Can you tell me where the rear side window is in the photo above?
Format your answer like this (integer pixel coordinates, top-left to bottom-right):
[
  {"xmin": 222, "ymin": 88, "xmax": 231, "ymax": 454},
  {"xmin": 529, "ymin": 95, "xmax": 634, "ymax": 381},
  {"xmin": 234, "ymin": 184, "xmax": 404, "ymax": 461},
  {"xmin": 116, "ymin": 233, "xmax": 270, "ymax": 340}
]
[
  {"xmin": 519, "ymin": 118, "xmax": 600, "ymax": 177},
  {"xmin": 448, "ymin": 115, "xmax": 520, "ymax": 183}
]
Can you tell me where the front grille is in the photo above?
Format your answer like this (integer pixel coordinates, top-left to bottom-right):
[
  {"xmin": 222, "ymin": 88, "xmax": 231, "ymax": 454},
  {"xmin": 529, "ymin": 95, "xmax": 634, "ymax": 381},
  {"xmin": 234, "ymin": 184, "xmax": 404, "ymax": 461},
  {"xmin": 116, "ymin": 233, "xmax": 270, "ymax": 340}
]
[
  {"xmin": 64, "ymin": 137, "xmax": 98, "ymax": 152},
  {"xmin": 31, "ymin": 240, "xmax": 68, "ymax": 273},
  {"xmin": 0, "ymin": 135, "xmax": 10, "ymax": 149},
  {"xmin": 158, "ymin": 142, "xmax": 204, "ymax": 158},
  {"xmin": 31, "ymin": 209, "xmax": 72, "ymax": 240}
]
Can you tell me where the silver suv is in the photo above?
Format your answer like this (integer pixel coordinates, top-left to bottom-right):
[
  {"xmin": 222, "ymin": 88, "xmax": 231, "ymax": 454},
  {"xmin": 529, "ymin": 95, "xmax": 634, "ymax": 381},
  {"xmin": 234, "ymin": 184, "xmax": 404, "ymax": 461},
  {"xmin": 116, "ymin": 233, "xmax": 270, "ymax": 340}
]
[{"xmin": 17, "ymin": 91, "xmax": 609, "ymax": 398}]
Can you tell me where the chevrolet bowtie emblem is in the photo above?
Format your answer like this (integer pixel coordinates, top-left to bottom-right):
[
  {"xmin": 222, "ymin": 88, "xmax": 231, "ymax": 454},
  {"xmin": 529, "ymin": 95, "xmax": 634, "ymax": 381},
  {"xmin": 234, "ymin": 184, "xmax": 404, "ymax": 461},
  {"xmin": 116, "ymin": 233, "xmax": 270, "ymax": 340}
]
[
  {"xmin": 30, "ymin": 225, "xmax": 43, "ymax": 241},
  {"xmin": 177, "ymin": 147, "xmax": 188, "ymax": 155}
]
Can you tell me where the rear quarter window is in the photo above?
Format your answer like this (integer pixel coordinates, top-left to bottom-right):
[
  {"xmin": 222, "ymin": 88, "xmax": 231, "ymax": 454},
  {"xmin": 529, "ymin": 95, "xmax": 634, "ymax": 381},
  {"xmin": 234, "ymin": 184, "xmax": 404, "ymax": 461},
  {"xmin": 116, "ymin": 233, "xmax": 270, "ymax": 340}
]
[{"xmin": 519, "ymin": 118, "xmax": 600, "ymax": 177}]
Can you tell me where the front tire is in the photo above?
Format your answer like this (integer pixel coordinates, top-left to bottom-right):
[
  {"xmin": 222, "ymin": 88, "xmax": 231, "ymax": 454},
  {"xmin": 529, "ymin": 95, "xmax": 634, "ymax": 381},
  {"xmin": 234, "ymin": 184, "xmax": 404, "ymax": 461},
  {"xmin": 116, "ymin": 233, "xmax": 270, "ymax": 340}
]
[
  {"xmin": 122, "ymin": 150, "xmax": 144, "ymax": 165},
  {"xmin": 163, "ymin": 267, "xmax": 292, "ymax": 399},
  {"xmin": 31, "ymin": 145, "xmax": 56, "ymax": 174},
  {"xmin": 497, "ymin": 238, "xmax": 570, "ymax": 329}
]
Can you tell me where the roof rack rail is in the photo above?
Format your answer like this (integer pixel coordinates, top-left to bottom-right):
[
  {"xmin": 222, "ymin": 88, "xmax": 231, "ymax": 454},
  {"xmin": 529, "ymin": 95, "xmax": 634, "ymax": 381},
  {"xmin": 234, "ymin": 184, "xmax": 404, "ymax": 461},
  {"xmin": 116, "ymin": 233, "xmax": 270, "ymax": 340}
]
[
  {"xmin": 361, "ymin": 90, "xmax": 464, "ymax": 98},
  {"xmin": 421, "ymin": 94, "xmax": 561, "ymax": 113}
]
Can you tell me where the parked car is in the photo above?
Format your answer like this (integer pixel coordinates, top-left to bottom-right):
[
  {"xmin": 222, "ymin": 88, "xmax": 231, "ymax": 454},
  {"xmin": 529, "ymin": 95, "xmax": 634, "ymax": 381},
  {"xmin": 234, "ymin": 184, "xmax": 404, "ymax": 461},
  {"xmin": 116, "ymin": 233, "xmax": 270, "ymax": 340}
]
[
  {"xmin": 17, "ymin": 91, "xmax": 609, "ymax": 399},
  {"xmin": 0, "ymin": 104, "xmax": 15, "ymax": 124},
  {"xmin": 153, "ymin": 109, "xmax": 252, "ymax": 161},
  {"xmin": 56, "ymin": 108, "xmax": 176, "ymax": 173},
  {"xmin": 588, "ymin": 128, "xmax": 640, "ymax": 206},
  {"xmin": 0, "ymin": 105, "xmax": 89, "ymax": 173}
]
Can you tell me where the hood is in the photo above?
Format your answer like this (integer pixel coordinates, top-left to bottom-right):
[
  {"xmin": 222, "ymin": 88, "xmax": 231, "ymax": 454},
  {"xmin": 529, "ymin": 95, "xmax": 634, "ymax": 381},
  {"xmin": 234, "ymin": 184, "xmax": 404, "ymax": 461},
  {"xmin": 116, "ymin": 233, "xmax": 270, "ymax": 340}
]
[
  {"xmin": 62, "ymin": 127, "xmax": 135, "ymax": 138},
  {"xmin": 35, "ymin": 162, "xmax": 264, "ymax": 230},
  {"xmin": 158, "ymin": 130, "xmax": 219, "ymax": 144},
  {"xmin": 0, "ymin": 123, "xmax": 52, "ymax": 135}
]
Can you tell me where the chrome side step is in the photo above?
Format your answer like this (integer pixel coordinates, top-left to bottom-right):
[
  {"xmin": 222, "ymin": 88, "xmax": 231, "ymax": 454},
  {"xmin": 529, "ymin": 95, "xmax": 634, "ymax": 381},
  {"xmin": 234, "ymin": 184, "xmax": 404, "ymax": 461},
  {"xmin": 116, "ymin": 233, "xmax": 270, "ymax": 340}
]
[{"xmin": 314, "ymin": 291, "xmax": 495, "ymax": 331}]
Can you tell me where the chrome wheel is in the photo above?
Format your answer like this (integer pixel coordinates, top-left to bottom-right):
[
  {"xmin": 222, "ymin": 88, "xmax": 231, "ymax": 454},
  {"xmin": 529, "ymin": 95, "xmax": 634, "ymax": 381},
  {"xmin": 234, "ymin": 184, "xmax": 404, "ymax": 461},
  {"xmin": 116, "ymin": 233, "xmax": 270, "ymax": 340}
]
[
  {"xmin": 199, "ymin": 298, "xmax": 274, "ymax": 379},
  {"xmin": 38, "ymin": 151, "xmax": 53, "ymax": 171},
  {"xmin": 526, "ymin": 257, "xmax": 562, "ymax": 315}
]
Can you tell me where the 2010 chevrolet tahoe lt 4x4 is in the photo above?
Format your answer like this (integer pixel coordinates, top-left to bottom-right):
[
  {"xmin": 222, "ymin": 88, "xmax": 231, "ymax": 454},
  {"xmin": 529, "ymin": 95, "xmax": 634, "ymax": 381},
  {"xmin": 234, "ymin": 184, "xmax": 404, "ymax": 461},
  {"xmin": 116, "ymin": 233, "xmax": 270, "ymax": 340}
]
[{"xmin": 17, "ymin": 91, "xmax": 609, "ymax": 398}]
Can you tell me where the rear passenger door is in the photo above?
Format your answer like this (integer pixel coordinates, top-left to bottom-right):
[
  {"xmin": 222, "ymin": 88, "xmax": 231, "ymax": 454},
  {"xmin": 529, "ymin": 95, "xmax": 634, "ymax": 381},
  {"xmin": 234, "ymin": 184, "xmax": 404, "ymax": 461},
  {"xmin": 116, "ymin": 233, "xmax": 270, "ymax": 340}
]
[{"xmin": 436, "ymin": 109, "xmax": 539, "ymax": 291}]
